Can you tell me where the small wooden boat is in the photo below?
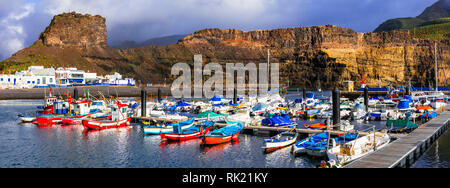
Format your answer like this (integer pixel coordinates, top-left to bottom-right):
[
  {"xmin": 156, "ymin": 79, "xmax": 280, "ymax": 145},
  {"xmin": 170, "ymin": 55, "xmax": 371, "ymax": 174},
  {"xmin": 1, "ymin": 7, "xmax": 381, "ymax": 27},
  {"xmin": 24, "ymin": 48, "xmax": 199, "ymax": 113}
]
[
  {"xmin": 202, "ymin": 122, "xmax": 243, "ymax": 145},
  {"xmin": 20, "ymin": 116, "xmax": 36, "ymax": 123},
  {"xmin": 143, "ymin": 118, "xmax": 195, "ymax": 135},
  {"xmin": 263, "ymin": 128, "xmax": 298, "ymax": 152},
  {"xmin": 82, "ymin": 102, "xmax": 131, "ymax": 130},
  {"xmin": 304, "ymin": 123, "xmax": 327, "ymax": 130},
  {"xmin": 161, "ymin": 121, "xmax": 214, "ymax": 141},
  {"xmin": 82, "ymin": 117, "xmax": 131, "ymax": 130}
]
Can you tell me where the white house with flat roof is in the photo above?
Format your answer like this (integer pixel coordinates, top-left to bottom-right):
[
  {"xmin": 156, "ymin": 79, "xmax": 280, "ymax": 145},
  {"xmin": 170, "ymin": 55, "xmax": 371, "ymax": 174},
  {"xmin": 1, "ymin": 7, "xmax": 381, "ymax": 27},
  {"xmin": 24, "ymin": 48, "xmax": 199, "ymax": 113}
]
[
  {"xmin": 55, "ymin": 67, "xmax": 85, "ymax": 86},
  {"xmin": 1, "ymin": 66, "xmax": 56, "ymax": 89}
]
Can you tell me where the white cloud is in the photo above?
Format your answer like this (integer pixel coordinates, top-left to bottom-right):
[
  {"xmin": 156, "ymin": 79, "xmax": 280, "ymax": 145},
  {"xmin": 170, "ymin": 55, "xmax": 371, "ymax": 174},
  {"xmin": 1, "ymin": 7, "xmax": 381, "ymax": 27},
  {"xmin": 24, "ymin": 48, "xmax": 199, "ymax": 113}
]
[{"xmin": 0, "ymin": 1, "xmax": 35, "ymax": 60}]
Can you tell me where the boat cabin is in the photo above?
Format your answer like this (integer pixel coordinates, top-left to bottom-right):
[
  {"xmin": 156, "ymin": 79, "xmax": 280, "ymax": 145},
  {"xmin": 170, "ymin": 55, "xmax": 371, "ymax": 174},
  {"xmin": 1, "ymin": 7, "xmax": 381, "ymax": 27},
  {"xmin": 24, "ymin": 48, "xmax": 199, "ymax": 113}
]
[
  {"xmin": 111, "ymin": 103, "xmax": 129, "ymax": 121},
  {"xmin": 71, "ymin": 100, "xmax": 93, "ymax": 115}
]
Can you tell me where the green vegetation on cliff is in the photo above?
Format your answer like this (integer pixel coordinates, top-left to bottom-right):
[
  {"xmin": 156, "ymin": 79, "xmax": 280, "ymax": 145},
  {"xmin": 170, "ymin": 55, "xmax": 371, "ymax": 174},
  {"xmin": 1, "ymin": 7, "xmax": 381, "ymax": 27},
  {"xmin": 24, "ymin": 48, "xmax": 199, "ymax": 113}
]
[
  {"xmin": 374, "ymin": 17, "xmax": 425, "ymax": 32},
  {"xmin": 411, "ymin": 18, "xmax": 450, "ymax": 40}
]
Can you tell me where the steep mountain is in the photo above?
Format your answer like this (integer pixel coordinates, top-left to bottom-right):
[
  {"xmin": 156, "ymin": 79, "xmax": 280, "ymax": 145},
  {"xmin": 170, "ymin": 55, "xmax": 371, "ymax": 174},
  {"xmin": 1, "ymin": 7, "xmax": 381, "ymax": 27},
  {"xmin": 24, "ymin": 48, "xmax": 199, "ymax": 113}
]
[
  {"xmin": 417, "ymin": 0, "xmax": 450, "ymax": 21},
  {"xmin": 1, "ymin": 12, "xmax": 449, "ymax": 90},
  {"xmin": 374, "ymin": 0, "xmax": 450, "ymax": 32}
]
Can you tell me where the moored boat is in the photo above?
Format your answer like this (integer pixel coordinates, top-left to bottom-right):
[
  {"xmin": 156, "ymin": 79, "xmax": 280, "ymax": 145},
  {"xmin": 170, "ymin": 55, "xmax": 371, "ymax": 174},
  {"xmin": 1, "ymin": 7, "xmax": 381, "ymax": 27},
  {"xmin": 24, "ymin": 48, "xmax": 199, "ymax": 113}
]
[
  {"xmin": 202, "ymin": 122, "xmax": 243, "ymax": 145},
  {"xmin": 304, "ymin": 123, "xmax": 327, "ymax": 130},
  {"xmin": 327, "ymin": 131, "xmax": 390, "ymax": 166},
  {"xmin": 292, "ymin": 132, "xmax": 328, "ymax": 156},
  {"xmin": 306, "ymin": 132, "xmax": 358, "ymax": 157},
  {"xmin": 143, "ymin": 118, "xmax": 195, "ymax": 135},
  {"xmin": 263, "ymin": 128, "xmax": 298, "ymax": 152},
  {"xmin": 161, "ymin": 121, "xmax": 214, "ymax": 141},
  {"xmin": 82, "ymin": 102, "xmax": 131, "ymax": 130}
]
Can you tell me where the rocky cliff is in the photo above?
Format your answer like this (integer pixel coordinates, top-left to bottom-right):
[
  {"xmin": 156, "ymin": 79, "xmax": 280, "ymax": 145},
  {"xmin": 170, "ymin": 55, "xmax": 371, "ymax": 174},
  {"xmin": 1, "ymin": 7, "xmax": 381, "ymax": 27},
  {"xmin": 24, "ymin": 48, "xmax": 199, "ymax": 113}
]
[{"xmin": 1, "ymin": 12, "xmax": 449, "ymax": 89}]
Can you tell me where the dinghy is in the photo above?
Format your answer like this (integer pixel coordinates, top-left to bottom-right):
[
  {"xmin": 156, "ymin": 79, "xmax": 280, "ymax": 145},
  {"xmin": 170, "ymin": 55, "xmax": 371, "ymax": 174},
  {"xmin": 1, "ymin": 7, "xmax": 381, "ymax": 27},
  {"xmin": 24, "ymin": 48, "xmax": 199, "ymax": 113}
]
[
  {"xmin": 202, "ymin": 122, "xmax": 243, "ymax": 145},
  {"xmin": 304, "ymin": 123, "xmax": 327, "ymax": 130},
  {"xmin": 263, "ymin": 127, "xmax": 298, "ymax": 152},
  {"xmin": 161, "ymin": 121, "xmax": 214, "ymax": 141},
  {"xmin": 143, "ymin": 118, "xmax": 195, "ymax": 135},
  {"xmin": 292, "ymin": 132, "xmax": 328, "ymax": 156}
]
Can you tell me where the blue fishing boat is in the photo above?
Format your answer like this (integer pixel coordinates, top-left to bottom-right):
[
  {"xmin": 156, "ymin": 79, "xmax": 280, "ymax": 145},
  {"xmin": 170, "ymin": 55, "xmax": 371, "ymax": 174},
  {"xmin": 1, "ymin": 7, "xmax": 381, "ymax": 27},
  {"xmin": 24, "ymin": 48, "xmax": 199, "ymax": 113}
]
[
  {"xmin": 262, "ymin": 114, "xmax": 296, "ymax": 128},
  {"xmin": 292, "ymin": 132, "xmax": 328, "ymax": 156},
  {"xmin": 306, "ymin": 132, "xmax": 359, "ymax": 157},
  {"xmin": 161, "ymin": 121, "xmax": 214, "ymax": 141}
]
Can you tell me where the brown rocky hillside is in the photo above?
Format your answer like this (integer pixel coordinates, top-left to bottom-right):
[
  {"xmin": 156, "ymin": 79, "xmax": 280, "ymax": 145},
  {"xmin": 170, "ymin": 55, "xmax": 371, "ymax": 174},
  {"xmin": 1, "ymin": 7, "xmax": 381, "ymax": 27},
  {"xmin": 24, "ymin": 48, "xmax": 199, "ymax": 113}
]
[{"xmin": 1, "ymin": 12, "xmax": 449, "ymax": 89}]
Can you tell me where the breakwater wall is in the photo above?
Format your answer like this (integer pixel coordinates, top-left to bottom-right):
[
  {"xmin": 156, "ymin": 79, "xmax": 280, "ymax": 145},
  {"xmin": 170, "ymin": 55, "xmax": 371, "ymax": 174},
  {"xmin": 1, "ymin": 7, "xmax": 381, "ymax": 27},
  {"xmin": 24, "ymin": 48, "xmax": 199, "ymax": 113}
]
[{"xmin": 0, "ymin": 86, "xmax": 171, "ymax": 100}]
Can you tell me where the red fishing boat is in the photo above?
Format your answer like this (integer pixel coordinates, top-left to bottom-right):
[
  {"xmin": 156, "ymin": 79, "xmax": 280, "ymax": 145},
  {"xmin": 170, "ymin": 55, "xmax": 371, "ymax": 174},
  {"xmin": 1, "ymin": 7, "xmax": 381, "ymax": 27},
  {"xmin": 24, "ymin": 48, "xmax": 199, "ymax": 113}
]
[
  {"xmin": 161, "ymin": 121, "xmax": 213, "ymax": 141},
  {"xmin": 82, "ymin": 102, "xmax": 131, "ymax": 130},
  {"xmin": 82, "ymin": 117, "xmax": 131, "ymax": 130},
  {"xmin": 36, "ymin": 111, "xmax": 101, "ymax": 124},
  {"xmin": 36, "ymin": 88, "xmax": 57, "ymax": 114},
  {"xmin": 202, "ymin": 122, "xmax": 243, "ymax": 145}
]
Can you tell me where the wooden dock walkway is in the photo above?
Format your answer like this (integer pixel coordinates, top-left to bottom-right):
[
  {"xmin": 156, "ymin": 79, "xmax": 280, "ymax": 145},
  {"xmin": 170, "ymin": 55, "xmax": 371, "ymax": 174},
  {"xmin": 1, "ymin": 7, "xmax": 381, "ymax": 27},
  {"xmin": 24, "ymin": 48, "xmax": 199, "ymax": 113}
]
[{"xmin": 345, "ymin": 106, "xmax": 450, "ymax": 168}]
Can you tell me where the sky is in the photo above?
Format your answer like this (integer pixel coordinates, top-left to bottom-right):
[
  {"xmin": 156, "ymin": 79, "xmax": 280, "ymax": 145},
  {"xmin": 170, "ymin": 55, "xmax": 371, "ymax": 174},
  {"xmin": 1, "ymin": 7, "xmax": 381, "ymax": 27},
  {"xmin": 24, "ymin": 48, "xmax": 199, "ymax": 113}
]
[{"xmin": 0, "ymin": 0, "xmax": 438, "ymax": 60}]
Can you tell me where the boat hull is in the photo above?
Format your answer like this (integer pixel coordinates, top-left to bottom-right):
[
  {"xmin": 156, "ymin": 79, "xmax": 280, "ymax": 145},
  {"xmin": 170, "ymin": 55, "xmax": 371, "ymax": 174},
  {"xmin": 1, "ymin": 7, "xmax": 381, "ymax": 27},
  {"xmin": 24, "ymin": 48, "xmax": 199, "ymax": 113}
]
[
  {"xmin": 264, "ymin": 139, "xmax": 296, "ymax": 153},
  {"xmin": 82, "ymin": 117, "xmax": 131, "ymax": 130},
  {"xmin": 37, "ymin": 112, "xmax": 100, "ymax": 124},
  {"xmin": 20, "ymin": 117, "xmax": 36, "ymax": 123},
  {"xmin": 202, "ymin": 132, "xmax": 240, "ymax": 145},
  {"xmin": 61, "ymin": 115, "xmax": 111, "ymax": 125},
  {"xmin": 161, "ymin": 127, "xmax": 211, "ymax": 141},
  {"xmin": 143, "ymin": 123, "xmax": 194, "ymax": 135}
]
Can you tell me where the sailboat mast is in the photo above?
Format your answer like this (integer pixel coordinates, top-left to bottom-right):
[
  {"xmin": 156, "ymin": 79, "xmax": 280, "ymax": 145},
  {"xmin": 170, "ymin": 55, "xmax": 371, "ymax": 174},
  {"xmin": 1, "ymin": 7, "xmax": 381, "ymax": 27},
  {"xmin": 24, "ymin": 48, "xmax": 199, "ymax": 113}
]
[
  {"xmin": 267, "ymin": 48, "xmax": 270, "ymax": 81},
  {"xmin": 435, "ymin": 42, "xmax": 438, "ymax": 92}
]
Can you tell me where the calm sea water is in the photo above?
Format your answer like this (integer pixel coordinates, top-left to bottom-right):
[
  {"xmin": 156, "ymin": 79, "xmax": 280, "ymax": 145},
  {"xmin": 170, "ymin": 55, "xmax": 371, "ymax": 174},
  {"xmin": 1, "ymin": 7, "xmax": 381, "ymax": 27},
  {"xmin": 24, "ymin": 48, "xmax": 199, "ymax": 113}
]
[{"xmin": 1, "ymin": 96, "xmax": 448, "ymax": 168}]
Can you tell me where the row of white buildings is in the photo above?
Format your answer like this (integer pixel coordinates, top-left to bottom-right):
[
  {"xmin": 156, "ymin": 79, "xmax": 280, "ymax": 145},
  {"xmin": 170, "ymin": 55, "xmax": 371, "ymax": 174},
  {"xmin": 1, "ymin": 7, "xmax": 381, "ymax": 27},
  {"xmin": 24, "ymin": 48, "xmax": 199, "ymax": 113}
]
[{"xmin": 0, "ymin": 66, "xmax": 135, "ymax": 89}]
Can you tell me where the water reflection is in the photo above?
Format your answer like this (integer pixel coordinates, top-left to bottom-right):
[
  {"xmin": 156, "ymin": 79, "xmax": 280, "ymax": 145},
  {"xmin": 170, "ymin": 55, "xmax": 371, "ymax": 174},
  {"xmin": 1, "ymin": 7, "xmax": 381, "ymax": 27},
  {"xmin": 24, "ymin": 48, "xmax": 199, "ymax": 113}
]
[{"xmin": 2, "ymin": 100, "xmax": 449, "ymax": 168}]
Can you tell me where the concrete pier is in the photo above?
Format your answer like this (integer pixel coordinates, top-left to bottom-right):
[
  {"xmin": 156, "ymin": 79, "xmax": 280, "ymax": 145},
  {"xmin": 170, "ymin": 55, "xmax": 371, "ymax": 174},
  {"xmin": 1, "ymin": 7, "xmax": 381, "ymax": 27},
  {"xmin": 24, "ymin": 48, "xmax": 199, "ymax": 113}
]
[
  {"xmin": 345, "ymin": 106, "xmax": 450, "ymax": 168},
  {"xmin": 0, "ymin": 86, "xmax": 170, "ymax": 100}
]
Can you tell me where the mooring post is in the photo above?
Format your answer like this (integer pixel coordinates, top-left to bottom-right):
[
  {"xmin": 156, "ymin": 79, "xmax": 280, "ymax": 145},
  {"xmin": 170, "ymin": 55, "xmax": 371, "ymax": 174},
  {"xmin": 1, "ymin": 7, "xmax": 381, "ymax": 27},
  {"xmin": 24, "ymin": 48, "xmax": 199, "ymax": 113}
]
[
  {"xmin": 157, "ymin": 88, "xmax": 161, "ymax": 103},
  {"xmin": 406, "ymin": 87, "xmax": 410, "ymax": 96},
  {"xmin": 73, "ymin": 88, "xmax": 78, "ymax": 100},
  {"xmin": 233, "ymin": 88, "xmax": 237, "ymax": 104},
  {"xmin": 302, "ymin": 88, "xmax": 306, "ymax": 100},
  {"xmin": 141, "ymin": 89, "xmax": 146, "ymax": 117},
  {"xmin": 364, "ymin": 86, "xmax": 369, "ymax": 112},
  {"xmin": 332, "ymin": 87, "xmax": 340, "ymax": 127}
]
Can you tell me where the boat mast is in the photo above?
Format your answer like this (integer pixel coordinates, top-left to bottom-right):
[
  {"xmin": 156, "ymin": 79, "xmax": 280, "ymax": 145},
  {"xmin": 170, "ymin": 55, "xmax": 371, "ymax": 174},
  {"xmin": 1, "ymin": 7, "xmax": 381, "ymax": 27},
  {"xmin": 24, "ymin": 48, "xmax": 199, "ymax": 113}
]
[
  {"xmin": 267, "ymin": 48, "xmax": 270, "ymax": 89},
  {"xmin": 435, "ymin": 42, "xmax": 438, "ymax": 92}
]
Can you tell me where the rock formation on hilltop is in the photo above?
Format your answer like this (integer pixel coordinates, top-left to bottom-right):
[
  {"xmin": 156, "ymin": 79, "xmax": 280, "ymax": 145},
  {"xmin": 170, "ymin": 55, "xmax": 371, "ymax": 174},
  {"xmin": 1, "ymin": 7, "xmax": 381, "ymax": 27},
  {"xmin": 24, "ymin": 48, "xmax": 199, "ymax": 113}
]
[
  {"xmin": 39, "ymin": 12, "xmax": 107, "ymax": 48},
  {"xmin": 1, "ymin": 12, "xmax": 449, "ymax": 90}
]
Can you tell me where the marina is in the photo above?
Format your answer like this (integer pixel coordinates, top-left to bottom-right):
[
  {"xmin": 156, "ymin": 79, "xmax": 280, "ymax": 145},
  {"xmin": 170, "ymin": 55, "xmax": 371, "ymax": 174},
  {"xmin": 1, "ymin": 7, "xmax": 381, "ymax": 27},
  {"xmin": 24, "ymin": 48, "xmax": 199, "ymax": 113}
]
[{"xmin": 2, "ymin": 85, "xmax": 450, "ymax": 168}]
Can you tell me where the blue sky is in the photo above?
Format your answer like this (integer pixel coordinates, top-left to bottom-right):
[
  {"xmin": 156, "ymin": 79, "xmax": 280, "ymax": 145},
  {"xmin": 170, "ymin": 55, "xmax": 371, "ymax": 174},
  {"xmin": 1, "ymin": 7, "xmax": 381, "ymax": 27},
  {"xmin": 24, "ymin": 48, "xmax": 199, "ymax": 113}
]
[{"xmin": 0, "ymin": 0, "xmax": 438, "ymax": 60}]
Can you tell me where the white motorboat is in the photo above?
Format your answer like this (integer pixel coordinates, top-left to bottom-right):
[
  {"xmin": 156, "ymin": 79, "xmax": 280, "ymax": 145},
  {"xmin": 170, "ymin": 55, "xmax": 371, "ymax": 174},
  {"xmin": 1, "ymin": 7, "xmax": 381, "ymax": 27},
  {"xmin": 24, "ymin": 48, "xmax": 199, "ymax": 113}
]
[{"xmin": 327, "ymin": 131, "xmax": 390, "ymax": 166}]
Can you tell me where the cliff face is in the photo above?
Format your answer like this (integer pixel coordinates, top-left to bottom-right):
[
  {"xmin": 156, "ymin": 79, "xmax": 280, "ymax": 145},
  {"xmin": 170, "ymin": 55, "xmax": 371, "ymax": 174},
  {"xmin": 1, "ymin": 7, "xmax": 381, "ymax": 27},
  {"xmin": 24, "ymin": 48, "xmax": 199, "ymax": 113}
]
[
  {"xmin": 176, "ymin": 25, "xmax": 450, "ymax": 88},
  {"xmin": 1, "ymin": 13, "xmax": 449, "ymax": 89}
]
